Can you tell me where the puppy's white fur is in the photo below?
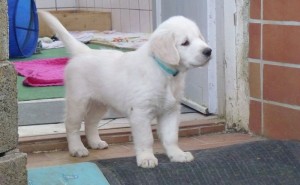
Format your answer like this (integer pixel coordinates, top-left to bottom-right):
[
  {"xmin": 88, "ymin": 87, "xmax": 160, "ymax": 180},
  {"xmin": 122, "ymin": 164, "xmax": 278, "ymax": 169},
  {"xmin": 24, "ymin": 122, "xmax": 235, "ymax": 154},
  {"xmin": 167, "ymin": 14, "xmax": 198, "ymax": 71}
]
[{"xmin": 39, "ymin": 11, "xmax": 211, "ymax": 168}]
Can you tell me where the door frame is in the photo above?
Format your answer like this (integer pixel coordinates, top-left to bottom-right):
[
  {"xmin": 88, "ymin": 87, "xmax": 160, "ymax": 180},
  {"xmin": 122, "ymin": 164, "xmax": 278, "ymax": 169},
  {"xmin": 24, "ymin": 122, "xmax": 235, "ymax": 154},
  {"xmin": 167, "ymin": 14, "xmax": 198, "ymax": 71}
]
[{"xmin": 224, "ymin": 0, "xmax": 250, "ymax": 129}]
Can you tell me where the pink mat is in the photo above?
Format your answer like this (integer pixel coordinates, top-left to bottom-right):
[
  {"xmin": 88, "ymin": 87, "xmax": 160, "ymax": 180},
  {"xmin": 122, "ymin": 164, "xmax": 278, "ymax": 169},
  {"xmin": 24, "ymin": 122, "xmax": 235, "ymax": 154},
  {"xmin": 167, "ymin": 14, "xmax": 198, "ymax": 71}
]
[{"xmin": 13, "ymin": 57, "xmax": 69, "ymax": 87}]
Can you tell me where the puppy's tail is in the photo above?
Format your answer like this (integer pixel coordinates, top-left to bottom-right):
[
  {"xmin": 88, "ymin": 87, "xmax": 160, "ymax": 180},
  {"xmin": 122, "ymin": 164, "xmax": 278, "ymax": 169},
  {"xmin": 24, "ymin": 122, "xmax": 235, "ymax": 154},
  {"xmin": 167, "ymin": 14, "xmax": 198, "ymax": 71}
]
[{"xmin": 38, "ymin": 10, "xmax": 90, "ymax": 56}]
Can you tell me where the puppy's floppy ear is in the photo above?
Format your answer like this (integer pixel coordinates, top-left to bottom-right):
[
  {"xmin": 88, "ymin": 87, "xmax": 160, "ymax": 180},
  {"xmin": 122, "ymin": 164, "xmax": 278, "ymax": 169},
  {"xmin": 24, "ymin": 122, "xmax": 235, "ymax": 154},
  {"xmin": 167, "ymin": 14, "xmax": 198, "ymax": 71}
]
[
  {"xmin": 199, "ymin": 32, "xmax": 205, "ymax": 41},
  {"xmin": 150, "ymin": 32, "xmax": 180, "ymax": 65}
]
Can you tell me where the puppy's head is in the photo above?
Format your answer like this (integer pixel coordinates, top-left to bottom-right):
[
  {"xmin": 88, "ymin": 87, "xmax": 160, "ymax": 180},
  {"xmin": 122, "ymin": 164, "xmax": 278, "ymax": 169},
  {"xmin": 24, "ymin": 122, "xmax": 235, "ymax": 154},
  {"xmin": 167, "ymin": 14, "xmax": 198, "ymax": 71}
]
[{"xmin": 150, "ymin": 16, "xmax": 211, "ymax": 71}]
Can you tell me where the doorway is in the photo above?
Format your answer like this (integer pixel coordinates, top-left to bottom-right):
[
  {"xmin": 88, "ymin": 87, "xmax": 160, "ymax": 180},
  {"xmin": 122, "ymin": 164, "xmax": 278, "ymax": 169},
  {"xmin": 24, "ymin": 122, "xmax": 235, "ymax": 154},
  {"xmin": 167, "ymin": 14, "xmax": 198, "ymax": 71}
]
[
  {"xmin": 17, "ymin": 0, "xmax": 226, "ymax": 126},
  {"xmin": 154, "ymin": 0, "xmax": 225, "ymax": 115}
]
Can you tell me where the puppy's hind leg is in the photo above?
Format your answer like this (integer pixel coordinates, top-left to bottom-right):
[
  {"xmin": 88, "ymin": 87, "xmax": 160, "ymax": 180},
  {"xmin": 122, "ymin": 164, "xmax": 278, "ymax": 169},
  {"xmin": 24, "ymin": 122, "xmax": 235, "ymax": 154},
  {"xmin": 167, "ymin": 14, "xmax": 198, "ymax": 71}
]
[
  {"xmin": 65, "ymin": 98, "xmax": 89, "ymax": 157},
  {"xmin": 84, "ymin": 101, "xmax": 108, "ymax": 150}
]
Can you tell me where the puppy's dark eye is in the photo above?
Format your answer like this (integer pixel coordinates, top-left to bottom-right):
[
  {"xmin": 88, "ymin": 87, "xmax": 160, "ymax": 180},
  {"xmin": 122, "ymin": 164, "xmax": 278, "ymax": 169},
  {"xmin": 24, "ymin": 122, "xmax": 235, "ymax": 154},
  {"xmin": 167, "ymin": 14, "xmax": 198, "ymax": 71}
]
[{"xmin": 181, "ymin": 40, "xmax": 190, "ymax": 46}]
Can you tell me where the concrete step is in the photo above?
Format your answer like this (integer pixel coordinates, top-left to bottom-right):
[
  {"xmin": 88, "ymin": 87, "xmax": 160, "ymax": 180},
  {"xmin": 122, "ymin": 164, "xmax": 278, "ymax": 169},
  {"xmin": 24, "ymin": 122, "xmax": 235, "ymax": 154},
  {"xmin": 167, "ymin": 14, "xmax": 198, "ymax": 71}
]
[{"xmin": 18, "ymin": 117, "xmax": 225, "ymax": 153}]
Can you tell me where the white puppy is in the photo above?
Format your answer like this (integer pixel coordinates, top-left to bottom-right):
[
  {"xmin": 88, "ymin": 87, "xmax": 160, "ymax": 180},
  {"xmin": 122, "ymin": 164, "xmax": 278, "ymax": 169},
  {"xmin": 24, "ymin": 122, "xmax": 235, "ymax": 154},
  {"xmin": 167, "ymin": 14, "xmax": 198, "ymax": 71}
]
[{"xmin": 38, "ymin": 11, "xmax": 212, "ymax": 168}]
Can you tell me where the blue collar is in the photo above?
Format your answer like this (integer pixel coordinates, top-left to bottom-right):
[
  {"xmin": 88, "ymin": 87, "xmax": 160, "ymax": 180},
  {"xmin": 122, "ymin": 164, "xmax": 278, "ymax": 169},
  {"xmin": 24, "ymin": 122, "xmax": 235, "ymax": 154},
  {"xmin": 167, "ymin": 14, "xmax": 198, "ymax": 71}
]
[{"xmin": 153, "ymin": 56, "xmax": 179, "ymax": 77}]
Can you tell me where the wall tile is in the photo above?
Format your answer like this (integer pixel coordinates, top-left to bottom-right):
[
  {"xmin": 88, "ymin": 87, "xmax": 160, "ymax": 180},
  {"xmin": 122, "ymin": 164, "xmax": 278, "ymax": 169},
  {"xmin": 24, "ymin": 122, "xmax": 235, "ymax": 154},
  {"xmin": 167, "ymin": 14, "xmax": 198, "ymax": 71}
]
[
  {"xmin": 264, "ymin": 103, "xmax": 300, "ymax": 140},
  {"xmin": 264, "ymin": 65, "xmax": 300, "ymax": 106},
  {"xmin": 35, "ymin": 0, "xmax": 56, "ymax": 9},
  {"xmin": 248, "ymin": 23, "xmax": 261, "ymax": 59},
  {"xmin": 120, "ymin": 0, "xmax": 130, "ymax": 9},
  {"xmin": 150, "ymin": 10, "xmax": 153, "ymax": 31},
  {"xmin": 249, "ymin": 62, "xmax": 261, "ymax": 98},
  {"xmin": 250, "ymin": 0, "xmax": 261, "ymax": 19},
  {"xmin": 56, "ymin": 0, "xmax": 77, "ymax": 8},
  {"xmin": 130, "ymin": 10, "xmax": 140, "ymax": 32},
  {"xmin": 263, "ymin": 25, "xmax": 300, "ymax": 64},
  {"xmin": 139, "ymin": 0, "xmax": 150, "ymax": 10},
  {"xmin": 120, "ymin": 9, "xmax": 131, "ymax": 32},
  {"xmin": 86, "ymin": 0, "xmax": 95, "ymax": 7},
  {"xmin": 249, "ymin": 100, "xmax": 262, "ymax": 135},
  {"xmin": 112, "ymin": 9, "xmax": 122, "ymax": 31},
  {"xmin": 103, "ymin": 0, "xmax": 111, "ymax": 8},
  {"xmin": 111, "ymin": 0, "xmax": 120, "ymax": 8},
  {"xmin": 140, "ymin": 10, "xmax": 151, "ymax": 32},
  {"xmin": 78, "ymin": 0, "xmax": 87, "ymax": 8},
  {"xmin": 101, "ymin": 8, "xmax": 112, "ymax": 13},
  {"xmin": 130, "ymin": 0, "xmax": 139, "ymax": 9},
  {"xmin": 264, "ymin": 0, "xmax": 300, "ymax": 21},
  {"xmin": 95, "ymin": 0, "xmax": 103, "ymax": 8},
  {"xmin": 149, "ymin": 0, "xmax": 152, "ymax": 10},
  {"xmin": 86, "ymin": 8, "xmax": 95, "ymax": 11}
]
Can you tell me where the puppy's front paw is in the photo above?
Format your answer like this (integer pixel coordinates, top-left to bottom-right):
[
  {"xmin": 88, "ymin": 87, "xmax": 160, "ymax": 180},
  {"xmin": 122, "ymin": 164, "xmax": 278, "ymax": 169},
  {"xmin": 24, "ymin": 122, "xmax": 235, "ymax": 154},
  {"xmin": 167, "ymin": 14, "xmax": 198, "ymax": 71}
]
[
  {"xmin": 69, "ymin": 146, "xmax": 89, "ymax": 157},
  {"xmin": 89, "ymin": 140, "xmax": 108, "ymax": 150},
  {"xmin": 137, "ymin": 153, "xmax": 158, "ymax": 168},
  {"xmin": 169, "ymin": 151, "xmax": 194, "ymax": 163}
]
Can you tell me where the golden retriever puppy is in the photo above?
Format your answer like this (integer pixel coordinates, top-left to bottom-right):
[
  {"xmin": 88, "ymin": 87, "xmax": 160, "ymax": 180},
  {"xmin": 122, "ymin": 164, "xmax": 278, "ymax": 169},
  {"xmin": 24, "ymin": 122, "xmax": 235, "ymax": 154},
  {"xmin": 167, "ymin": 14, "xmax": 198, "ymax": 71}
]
[{"xmin": 38, "ymin": 11, "xmax": 211, "ymax": 168}]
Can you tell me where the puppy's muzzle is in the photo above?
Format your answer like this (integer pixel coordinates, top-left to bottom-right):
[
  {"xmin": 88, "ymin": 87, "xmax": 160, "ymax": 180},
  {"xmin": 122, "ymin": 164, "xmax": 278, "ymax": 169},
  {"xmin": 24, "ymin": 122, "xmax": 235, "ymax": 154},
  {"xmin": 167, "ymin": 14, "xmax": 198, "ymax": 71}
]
[{"xmin": 202, "ymin": 48, "xmax": 212, "ymax": 57}]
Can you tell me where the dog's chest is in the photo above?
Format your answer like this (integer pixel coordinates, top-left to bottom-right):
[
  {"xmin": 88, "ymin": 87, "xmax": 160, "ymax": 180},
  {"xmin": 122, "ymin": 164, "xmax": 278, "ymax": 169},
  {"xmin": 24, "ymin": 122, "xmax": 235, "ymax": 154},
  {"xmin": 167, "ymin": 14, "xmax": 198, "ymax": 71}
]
[{"xmin": 156, "ymin": 80, "xmax": 182, "ymax": 110}]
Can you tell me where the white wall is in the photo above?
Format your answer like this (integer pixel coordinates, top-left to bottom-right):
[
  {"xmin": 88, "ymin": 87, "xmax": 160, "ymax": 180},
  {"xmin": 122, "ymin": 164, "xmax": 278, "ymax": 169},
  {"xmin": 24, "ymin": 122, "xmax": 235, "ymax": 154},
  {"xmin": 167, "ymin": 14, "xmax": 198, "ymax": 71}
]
[{"xmin": 35, "ymin": 0, "xmax": 153, "ymax": 33}]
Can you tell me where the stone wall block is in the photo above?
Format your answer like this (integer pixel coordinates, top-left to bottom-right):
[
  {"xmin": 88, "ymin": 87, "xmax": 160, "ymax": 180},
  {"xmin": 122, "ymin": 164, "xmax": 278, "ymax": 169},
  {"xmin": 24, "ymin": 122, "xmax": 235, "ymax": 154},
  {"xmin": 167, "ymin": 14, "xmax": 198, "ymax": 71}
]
[
  {"xmin": 0, "ymin": 0, "xmax": 9, "ymax": 61},
  {"xmin": 0, "ymin": 150, "xmax": 27, "ymax": 185},
  {"xmin": 0, "ymin": 61, "xmax": 18, "ymax": 153}
]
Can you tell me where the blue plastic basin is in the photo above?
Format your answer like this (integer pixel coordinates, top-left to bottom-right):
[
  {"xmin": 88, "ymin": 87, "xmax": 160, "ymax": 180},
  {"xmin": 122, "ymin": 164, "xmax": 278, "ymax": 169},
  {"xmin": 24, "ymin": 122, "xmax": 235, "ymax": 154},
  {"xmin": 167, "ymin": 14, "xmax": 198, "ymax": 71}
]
[{"xmin": 8, "ymin": 0, "xmax": 39, "ymax": 58}]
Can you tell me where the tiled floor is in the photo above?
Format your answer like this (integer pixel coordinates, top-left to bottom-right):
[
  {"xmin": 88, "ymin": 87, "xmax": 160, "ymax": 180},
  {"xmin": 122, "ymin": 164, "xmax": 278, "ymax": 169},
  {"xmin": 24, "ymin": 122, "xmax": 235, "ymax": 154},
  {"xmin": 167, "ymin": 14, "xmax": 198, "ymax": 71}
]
[{"xmin": 26, "ymin": 133, "xmax": 263, "ymax": 169}]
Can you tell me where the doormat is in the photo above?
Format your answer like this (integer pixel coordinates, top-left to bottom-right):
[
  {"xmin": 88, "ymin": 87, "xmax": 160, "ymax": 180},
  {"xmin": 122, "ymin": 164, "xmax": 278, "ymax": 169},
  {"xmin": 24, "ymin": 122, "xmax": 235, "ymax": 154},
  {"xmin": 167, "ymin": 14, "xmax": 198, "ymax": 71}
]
[
  {"xmin": 94, "ymin": 140, "xmax": 300, "ymax": 185},
  {"xmin": 28, "ymin": 162, "xmax": 109, "ymax": 185}
]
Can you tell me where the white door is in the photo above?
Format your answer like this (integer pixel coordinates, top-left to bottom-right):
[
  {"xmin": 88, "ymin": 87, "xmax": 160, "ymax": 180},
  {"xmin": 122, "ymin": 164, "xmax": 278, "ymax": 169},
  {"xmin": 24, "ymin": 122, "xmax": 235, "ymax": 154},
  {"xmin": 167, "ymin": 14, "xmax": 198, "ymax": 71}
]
[{"xmin": 154, "ymin": 0, "xmax": 211, "ymax": 114}]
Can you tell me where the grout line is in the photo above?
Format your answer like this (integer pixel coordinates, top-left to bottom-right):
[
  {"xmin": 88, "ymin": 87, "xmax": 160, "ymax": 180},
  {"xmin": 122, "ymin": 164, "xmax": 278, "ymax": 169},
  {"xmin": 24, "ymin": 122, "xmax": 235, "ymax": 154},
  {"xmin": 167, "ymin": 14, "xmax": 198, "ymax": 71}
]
[
  {"xmin": 263, "ymin": 60, "xmax": 300, "ymax": 69},
  {"xmin": 249, "ymin": 97, "xmax": 262, "ymax": 102},
  {"xmin": 190, "ymin": 137, "xmax": 206, "ymax": 143},
  {"xmin": 192, "ymin": 137, "xmax": 211, "ymax": 144},
  {"xmin": 55, "ymin": 0, "xmax": 57, "ymax": 11},
  {"xmin": 110, "ymin": 7, "xmax": 152, "ymax": 11},
  {"xmin": 260, "ymin": 0, "xmax": 264, "ymax": 135},
  {"xmin": 138, "ymin": 0, "xmax": 141, "ymax": 32},
  {"xmin": 249, "ymin": 58, "xmax": 300, "ymax": 69},
  {"xmin": 51, "ymin": 5, "xmax": 152, "ymax": 10},
  {"xmin": 248, "ymin": 58, "xmax": 261, "ymax": 63},
  {"xmin": 250, "ymin": 19, "xmax": 300, "ymax": 26},
  {"xmin": 109, "ymin": 0, "xmax": 112, "ymax": 13},
  {"xmin": 263, "ymin": 100, "xmax": 300, "ymax": 111},
  {"xmin": 116, "ymin": 144, "xmax": 133, "ymax": 150},
  {"xmin": 250, "ymin": 97, "xmax": 300, "ymax": 111},
  {"xmin": 194, "ymin": 138, "xmax": 258, "ymax": 146},
  {"xmin": 119, "ymin": 7, "xmax": 123, "ymax": 32},
  {"xmin": 75, "ymin": 0, "xmax": 79, "ymax": 8}
]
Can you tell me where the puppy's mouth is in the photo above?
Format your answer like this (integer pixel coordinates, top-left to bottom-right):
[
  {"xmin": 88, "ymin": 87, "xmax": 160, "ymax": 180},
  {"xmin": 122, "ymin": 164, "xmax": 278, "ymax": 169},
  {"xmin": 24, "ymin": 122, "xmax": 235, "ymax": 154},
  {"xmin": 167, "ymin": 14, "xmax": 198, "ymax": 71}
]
[{"xmin": 191, "ymin": 56, "xmax": 211, "ymax": 68}]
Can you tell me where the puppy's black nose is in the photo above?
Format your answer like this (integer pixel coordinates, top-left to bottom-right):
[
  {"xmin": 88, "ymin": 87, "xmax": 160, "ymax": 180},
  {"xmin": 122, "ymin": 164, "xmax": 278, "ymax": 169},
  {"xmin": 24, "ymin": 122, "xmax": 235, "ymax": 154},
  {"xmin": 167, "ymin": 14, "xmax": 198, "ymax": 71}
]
[{"xmin": 202, "ymin": 48, "xmax": 212, "ymax": 57}]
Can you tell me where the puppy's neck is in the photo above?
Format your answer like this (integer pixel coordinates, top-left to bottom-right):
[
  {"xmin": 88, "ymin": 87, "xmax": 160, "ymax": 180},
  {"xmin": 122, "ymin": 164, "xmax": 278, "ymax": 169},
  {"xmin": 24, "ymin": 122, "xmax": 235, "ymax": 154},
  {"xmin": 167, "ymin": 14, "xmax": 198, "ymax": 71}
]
[{"xmin": 152, "ymin": 56, "xmax": 179, "ymax": 77}]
